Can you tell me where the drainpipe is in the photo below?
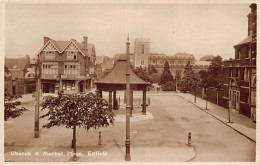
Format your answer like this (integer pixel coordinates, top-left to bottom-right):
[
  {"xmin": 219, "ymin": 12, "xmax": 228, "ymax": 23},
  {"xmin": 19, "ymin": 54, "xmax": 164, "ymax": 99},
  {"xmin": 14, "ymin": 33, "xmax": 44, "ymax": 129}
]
[{"xmin": 249, "ymin": 44, "xmax": 252, "ymax": 118}]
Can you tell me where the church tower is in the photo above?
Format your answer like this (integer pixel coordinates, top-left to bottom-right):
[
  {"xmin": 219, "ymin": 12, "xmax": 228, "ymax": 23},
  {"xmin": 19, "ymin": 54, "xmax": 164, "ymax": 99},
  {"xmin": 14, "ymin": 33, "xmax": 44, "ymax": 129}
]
[{"xmin": 134, "ymin": 38, "xmax": 150, "ymax": 69}]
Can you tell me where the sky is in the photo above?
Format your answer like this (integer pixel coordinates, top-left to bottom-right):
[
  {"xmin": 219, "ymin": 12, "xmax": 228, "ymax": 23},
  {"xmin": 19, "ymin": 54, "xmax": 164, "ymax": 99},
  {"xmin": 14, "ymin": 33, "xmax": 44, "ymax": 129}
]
[{"xmin": 4, "ymin": 2, "xmax": 251, "ymax": 60}]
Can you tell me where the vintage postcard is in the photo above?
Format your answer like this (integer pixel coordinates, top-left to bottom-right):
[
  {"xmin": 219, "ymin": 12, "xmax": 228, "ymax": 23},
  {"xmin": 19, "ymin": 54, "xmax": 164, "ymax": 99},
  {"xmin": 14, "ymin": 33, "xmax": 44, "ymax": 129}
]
[{"xmin": 1, "ymin": 0, "xmax": 258, "ymax": 164}]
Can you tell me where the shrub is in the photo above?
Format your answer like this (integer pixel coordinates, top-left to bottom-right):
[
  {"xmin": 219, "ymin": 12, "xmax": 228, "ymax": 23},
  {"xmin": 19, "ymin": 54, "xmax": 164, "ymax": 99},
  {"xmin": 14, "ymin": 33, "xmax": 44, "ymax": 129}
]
[{"xmin": 162, "ymin": 81, "xmax": 176, "ymax": 91}]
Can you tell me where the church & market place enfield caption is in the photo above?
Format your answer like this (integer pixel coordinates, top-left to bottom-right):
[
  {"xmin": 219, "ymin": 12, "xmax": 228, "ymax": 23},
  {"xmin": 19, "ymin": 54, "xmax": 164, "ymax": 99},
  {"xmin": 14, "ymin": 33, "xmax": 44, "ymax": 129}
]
[{"xmin": 10, "ymin": 151, "xmax": 108, "ymax": 157}]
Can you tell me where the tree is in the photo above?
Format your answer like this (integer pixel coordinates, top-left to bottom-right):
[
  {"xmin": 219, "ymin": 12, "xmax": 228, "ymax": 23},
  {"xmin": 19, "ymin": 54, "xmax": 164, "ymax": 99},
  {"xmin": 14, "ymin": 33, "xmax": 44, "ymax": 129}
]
[
  {"xmin": 134, "ymin": 66, "xmax": 153, "ymax": 83},
  {"xmin": 207, "ymin": 56, "xmax": 224, "ymax": 89},
  {"xmin": 199, "ymin": 55, "xmax": 217, "ymax": 61},
  {"xmin": 148, "ymin": 64, "xmax": 158, "ymax": 75},
  {"xmin": 191, "ymin": 72, "xmax": 200, "ymax": 103},
  {"xmin": 162, "ymin": 81, "xmax": 176, "ymax": 91},
  {"xmin": 198, "ymin": 70, "xmax": 210, "ymax": 110},
  {"xmin": 159, "ymin": 61, "xmax": 174, "ymax": 85},
  {"xmin": 4, "ymin": 91, "xmax": 29, "ymax": 121},
  {"xmin": 175, "ymin": 69, "xmax": 182, "ymax": 91},
  {"xmin": 40, "ymin": 91, "xmax": 115, "ymax": 159},
  {"xmin": 181, "ymin": 61, "xmax": 194, "ymax": 92}
]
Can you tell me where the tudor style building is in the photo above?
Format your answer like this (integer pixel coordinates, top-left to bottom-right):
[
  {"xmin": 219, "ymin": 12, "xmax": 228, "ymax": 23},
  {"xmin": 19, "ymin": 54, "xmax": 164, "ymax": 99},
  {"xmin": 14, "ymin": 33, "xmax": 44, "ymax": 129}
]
[
  {"xmin": 223, "ymin": 4, "xmax": 256, "ymax": 121},
  {"xmin": 36, "ymin": 36, "xmax": 96, "ymax": 94}
]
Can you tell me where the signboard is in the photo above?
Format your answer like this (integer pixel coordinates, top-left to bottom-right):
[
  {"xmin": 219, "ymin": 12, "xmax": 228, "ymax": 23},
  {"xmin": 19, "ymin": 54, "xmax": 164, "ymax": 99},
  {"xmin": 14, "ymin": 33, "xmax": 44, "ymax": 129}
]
[{"xmin": 41, "ymin": 74, "xmax": 58, "ymax": 79}]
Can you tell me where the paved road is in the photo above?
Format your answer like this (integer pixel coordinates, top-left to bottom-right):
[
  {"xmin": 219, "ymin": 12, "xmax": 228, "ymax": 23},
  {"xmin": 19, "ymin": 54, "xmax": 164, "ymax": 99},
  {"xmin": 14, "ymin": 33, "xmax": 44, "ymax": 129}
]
[
  {"xmin": 4, "ymin": 93, "xmax": 255, "ymax": 162},
  {"xmin": 150, "ymin": 95, "xmax": 255, "ymax": 162}
]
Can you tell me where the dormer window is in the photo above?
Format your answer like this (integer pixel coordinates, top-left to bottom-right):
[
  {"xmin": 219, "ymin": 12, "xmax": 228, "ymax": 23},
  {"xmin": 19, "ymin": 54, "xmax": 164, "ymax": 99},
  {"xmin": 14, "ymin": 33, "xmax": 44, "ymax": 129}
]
[
  {"xmin": 45, "ymin": 51, "xmax": 55, "ymax": 60},
  {"xmin": 67, "ymin": 51, "xmax": 77, "ymax": 60}
]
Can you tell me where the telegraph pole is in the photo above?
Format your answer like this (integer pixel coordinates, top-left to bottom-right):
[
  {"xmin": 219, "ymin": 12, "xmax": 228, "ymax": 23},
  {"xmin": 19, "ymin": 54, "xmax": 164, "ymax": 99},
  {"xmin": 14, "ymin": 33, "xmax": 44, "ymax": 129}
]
[
  {"xmin": 34, "ymin": 57, "xmax": 41, "ymax": 138},
  {"xmin": 125, "ymin": 35, "xmax": 131, "ymax": 161}
]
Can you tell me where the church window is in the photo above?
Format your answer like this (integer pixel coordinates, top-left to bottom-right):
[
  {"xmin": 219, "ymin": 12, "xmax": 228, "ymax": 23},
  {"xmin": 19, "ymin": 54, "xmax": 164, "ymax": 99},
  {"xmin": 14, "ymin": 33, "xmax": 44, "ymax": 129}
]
[{"xmin": 141, "ymin": 45, "xmax": 145, "ymax": 54}]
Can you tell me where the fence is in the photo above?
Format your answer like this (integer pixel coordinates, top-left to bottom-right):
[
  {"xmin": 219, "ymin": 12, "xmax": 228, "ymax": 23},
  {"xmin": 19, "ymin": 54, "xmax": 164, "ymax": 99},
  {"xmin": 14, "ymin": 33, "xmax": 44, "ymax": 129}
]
[{"xmin": 190, "ymin": 87, "xmax": 227, "ymax": 108}]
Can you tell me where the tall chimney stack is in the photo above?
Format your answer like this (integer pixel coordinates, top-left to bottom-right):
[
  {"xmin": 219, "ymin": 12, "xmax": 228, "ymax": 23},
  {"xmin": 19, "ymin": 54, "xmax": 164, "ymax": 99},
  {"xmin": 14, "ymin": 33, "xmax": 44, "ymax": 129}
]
[
  {"xmin": 44, "ymin": 37, "xmax": 50, "ymax": 45},
  {"xmin": 83, "ymin": 36, "xmax": 88, "ymax": 49}
]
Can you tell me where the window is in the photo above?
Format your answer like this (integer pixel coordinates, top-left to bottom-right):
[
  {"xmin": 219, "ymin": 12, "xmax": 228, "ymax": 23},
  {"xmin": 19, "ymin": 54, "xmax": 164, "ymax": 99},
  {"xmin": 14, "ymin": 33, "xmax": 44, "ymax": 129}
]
[
  {"xmin": 42, "ymin": 63, "xmax": 58, "ymax": 74},
  {"xmin": 244, "ymin": 68, "xmax": 250, "ymax": 81},
  {"xmin": 230, "ymin": 69, "xmax": 232, "ymax": 77},
  {"xmin": 67, "ymin": 51, "xmax": 77, "ymax": 60},
  {"xmin": 141, "ymin": 59, "xmax": 144, "ymax": 65},
  {"xmin": 64, "ymin": 64, "xmax": 80, "ymax": 75},
  {"xmin": 237, "ymin": 50, "xmax": 241, "ymax": 60},
  {"xmin": 45, "ymin": 51, "xmax": 55, "ymax": 60},
  {"xmin": 141, "ymin": 45, "xmax": 145, "ymax": 54},
  {"xmin": 237, "ymin": 69, "xmax": 240, "ymax": 78}
]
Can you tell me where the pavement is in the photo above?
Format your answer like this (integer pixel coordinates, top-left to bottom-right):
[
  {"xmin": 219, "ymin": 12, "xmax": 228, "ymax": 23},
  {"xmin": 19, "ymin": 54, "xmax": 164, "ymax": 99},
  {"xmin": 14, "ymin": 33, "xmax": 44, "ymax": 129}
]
[
  {"xmin": 173, "ymin": 92, "xmax": 256, "ymax": 142},
  {"xmin": 4, "ymin": 91, "xmax": 256, "ymax": 162},
  {"xmin": 4, "ymin": 93, "xmax": 196, "ymax": 162}
]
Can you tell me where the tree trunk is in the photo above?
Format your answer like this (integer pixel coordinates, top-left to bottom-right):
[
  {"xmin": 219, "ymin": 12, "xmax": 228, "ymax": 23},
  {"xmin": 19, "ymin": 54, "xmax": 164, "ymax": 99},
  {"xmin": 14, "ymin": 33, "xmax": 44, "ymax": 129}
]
[
  {"xmin": 194, "ymin": 88, "xmax": 197, "ymax": 103},
  {"xmin": 73, "ymin": 126, "xmax": 76, "ymax": 158},
  {"xmin": 206, "ymin": 89, "xmax": 208, "ymax": 110}
]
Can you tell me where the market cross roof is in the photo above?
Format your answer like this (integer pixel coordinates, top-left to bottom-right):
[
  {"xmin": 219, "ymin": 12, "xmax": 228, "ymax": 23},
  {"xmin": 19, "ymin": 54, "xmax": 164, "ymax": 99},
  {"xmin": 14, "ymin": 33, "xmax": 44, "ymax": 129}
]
[{"xmin": 94, "ymin": 58, "xmax": 150, "ymax": 85}]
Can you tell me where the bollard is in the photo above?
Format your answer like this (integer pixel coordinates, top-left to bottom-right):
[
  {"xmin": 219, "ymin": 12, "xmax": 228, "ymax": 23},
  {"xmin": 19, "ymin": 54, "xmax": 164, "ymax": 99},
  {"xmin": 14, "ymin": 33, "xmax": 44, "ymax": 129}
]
[
  {"xmin": 98, "ymin": 132, "xmax": 102, "ymax": 146},
  {"xmin": 188, "ymin": 132, "xmax": 191, "ymax": 147}
]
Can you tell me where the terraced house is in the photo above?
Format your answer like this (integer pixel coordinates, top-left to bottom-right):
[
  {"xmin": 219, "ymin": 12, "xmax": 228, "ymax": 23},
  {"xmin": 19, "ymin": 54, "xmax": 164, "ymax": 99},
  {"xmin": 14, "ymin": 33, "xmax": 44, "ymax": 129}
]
[
  {"xmin": 223, "ymin": 4, "xmax": 257, "ymax": 121},
  {"xmin": 36, "ymin": 36, "xmax": 96, "ymax": 94}
]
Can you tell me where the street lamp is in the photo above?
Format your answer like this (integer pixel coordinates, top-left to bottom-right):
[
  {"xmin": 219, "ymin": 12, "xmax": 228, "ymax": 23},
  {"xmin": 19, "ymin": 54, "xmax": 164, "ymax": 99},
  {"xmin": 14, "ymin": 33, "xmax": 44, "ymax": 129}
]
[
  {"xmin": 125, "ymin": 35, "xmax": 131, "ymax": 161},
  {"xmin": 34, "ymin": 57, "xmax": 41, "ymax": 138}
]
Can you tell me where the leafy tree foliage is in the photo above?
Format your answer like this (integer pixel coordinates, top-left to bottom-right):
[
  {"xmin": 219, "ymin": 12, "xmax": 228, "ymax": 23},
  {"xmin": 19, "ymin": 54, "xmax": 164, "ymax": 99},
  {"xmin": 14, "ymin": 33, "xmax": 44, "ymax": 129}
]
[
  {"xmin": 206, "ymin": 56, "xmax": 223, "ymax": 89},
  {"xmin": 181, "ymin": 61, "xmax": 199, "ymax": 92},
  {"xmin": 162, "ymin": 81, "xmax": 176, "ymax": 91},
  {"xmin": 148, "ymin": 64, "xmax": 158, "ymax": 75},
  {"xmin": 40, "ymin": 91, "xmax": 115, "ymax": 158},
  {"xmin": 159, "ymin": 61, "xmax": 174, "ymax": 85},
  {"xmin": 4, "ymin": 91, "xmax": 29, "ymax": 121},
  {"xmin": 198, "ymin": 70, "xmax": 209, "ymax": 88},
  {"xmin": 175, "ymin": 69, "xmax": 182, "ymax": 90},
  {"xmin": 199, "ymin": 55, "xmax": 217, "ymax": 61},
  {"xmin": 134, "ymin": 66, "xmax": 153, "ymax": 83},
  {"xmin": 150, "ymin": 72, "xmax": 161, "ymax": 83}
]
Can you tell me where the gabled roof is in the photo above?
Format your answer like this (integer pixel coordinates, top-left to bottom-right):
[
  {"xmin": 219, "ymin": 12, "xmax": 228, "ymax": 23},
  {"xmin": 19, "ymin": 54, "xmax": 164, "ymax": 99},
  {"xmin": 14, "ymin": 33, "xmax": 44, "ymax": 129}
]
[
  {"xmin": 5, "ymin": 58, "xmax": 29, "ymax": 70},
  {"xmin": 36, "ymin": 38, "xmax": 93, "ymax": 57},
  {"xmin": 234, "ymin": 36, "xmax": 252, "ymax": 47},
  {"xmin": 95, "ymin": 59, "xmax": 149, "ymax": 85},
  {"xmin": 51, "ymin": 40, "xmax": 70, "ymax": 51}
]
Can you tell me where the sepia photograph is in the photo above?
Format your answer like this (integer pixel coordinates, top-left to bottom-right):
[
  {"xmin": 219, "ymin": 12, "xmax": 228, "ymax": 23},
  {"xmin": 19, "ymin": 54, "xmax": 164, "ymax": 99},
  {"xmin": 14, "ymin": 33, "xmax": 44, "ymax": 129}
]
[{"xmin": 1, "ymin": 0, "xmax": 258, "ymax": 164}]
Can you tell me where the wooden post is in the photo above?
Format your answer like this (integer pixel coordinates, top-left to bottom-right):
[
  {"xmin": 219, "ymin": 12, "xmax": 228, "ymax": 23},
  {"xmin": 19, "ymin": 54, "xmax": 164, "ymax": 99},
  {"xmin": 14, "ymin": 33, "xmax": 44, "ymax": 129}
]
[
  {"xmin": 142, "ymin": 88, "xmax": 147, "ymax": 115},
  {"xmin": 109, "ymin": 91, "xmax": 112, "ymax": 111},
  {"xmin": 99, "ymin": 89, "xmax": 102, "ymax": 98},
  {"xmin": 113, "ymin": 90, "xmax": 117, "ymax": 110},
  {"xmin": 206, "ymin": 88, "xmax": 208, "ymax": 110},
  {"xmin": 125, "ymin": 35, "xmax": 131, "ymax": 161}
]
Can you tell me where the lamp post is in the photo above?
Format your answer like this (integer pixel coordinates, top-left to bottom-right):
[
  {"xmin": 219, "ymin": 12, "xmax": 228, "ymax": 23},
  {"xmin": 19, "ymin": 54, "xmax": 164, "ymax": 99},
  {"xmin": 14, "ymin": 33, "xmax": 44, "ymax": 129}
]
[
  {"xmin": 125, "ymin": 35, "xmax": 131, "ymax": 161},
  {"xmin": 34, "ymin": 57, "xmax": 41, "ymax": 138}
]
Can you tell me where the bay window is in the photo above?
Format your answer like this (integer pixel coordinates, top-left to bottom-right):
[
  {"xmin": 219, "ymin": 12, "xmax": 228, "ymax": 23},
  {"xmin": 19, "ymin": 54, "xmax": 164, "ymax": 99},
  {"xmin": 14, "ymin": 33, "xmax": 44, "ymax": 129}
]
[
  {"xmin": 42, "ymin": 63, "xmax": 58, "ymax": 74},
  {"xmin": 45, "ymin": 51, "xmax": 55, "ymax": 60},
  {"xmin": 67, "ymin": 51, "xmax": 77, "ymax": 60},
  {"xmin": 64, "ymin": 63, "xmax": 80, "ymax": 75}
]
